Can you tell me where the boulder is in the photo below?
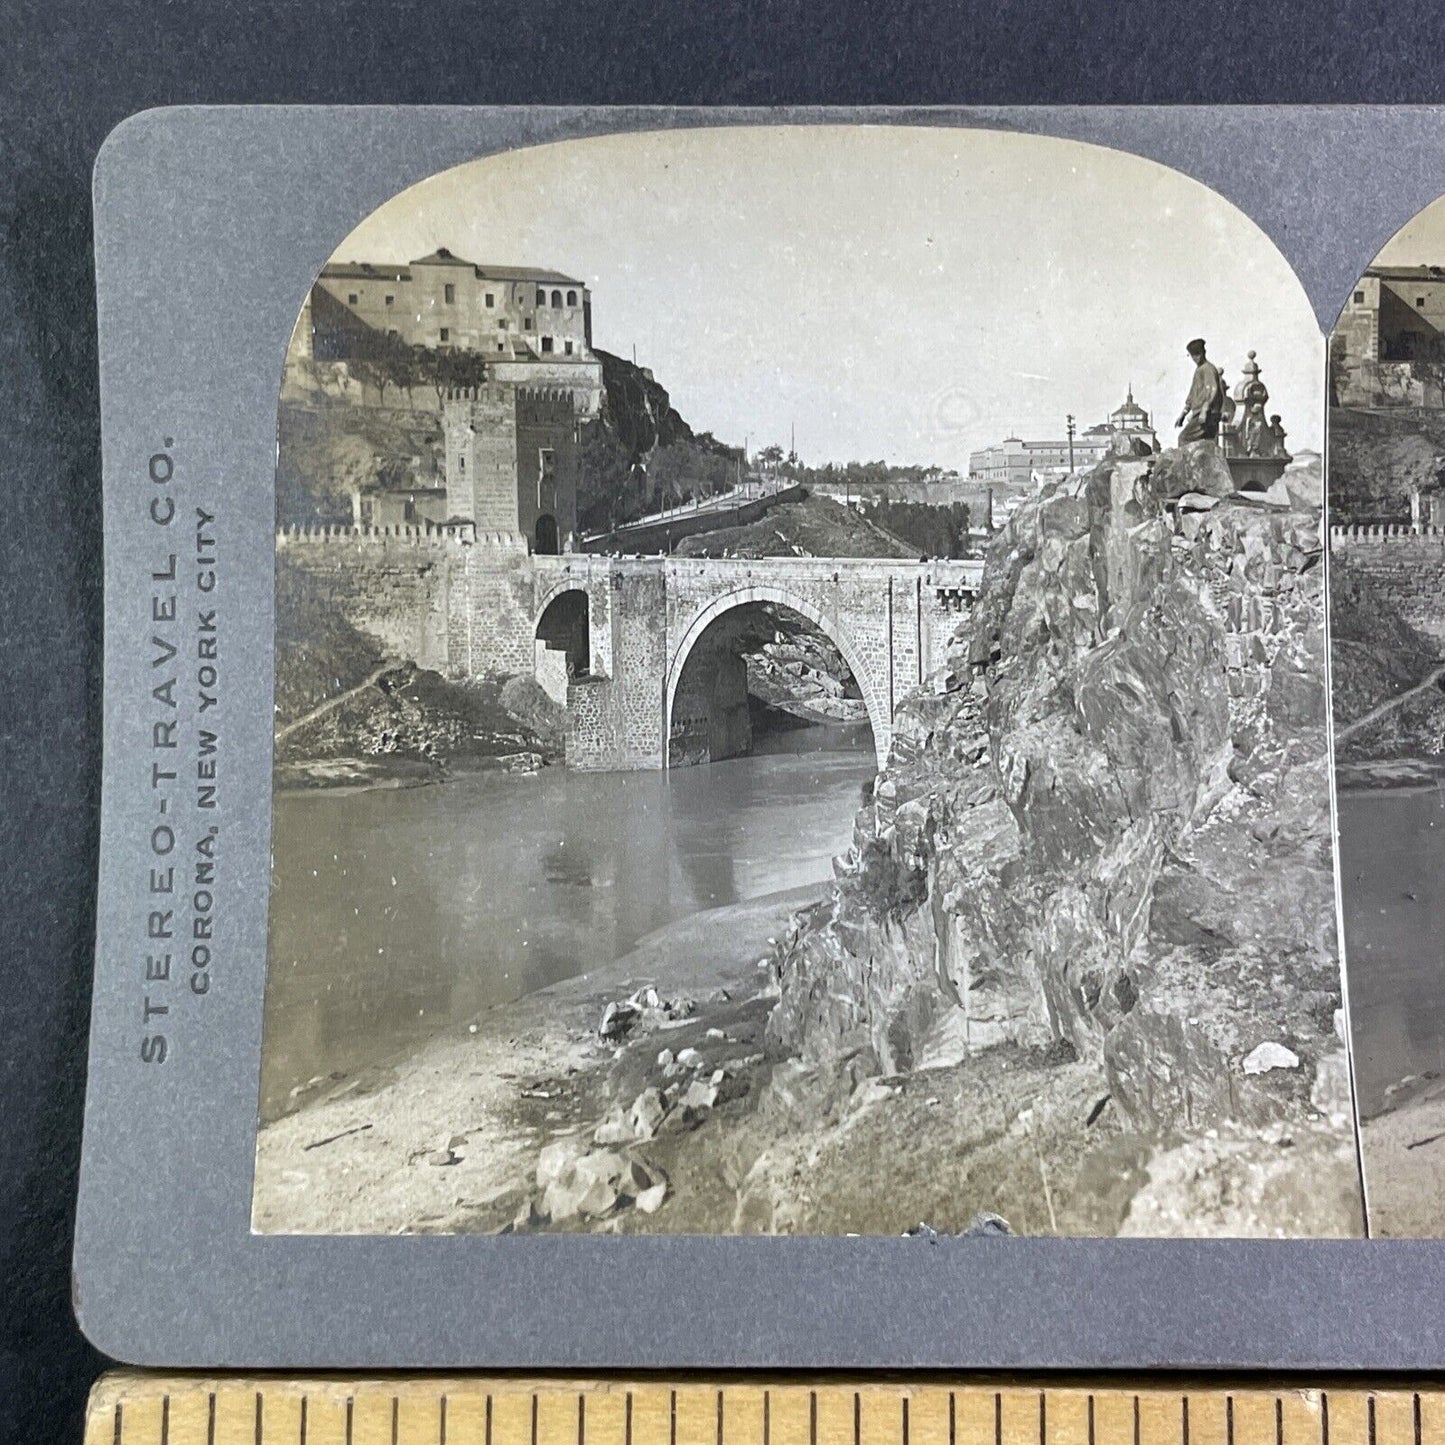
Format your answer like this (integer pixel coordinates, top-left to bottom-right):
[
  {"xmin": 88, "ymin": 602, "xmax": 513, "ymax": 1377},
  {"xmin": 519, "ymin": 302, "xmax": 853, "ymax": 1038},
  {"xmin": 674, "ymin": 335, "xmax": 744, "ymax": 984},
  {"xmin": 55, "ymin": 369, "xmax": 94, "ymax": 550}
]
[
  {"xmin": 1242, "ymin": 1041, "xmax": 1301, "ymax": 1075},
  {"xmin": 1149, "ymin": 442, "xmax": 1236, "ymax": 500},
  {"xmin": 628, "ymin": 1086, "xmax": 667, "ymax": 1141},
  {"xmin": 540, "ymin": 1148, "xmax": 655, "ymax": 1222}
]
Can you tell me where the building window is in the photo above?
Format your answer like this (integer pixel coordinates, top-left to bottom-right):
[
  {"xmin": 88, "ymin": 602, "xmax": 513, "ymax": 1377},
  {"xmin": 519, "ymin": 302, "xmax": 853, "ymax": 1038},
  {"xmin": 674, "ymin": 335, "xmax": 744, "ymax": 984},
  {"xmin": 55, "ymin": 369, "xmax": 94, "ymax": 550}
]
[
  {"xmin": 458, "ymin": 455, "xmax": 465, "ymax": 472},
  {"xmin": 524, "ymin": 317, "xmax": 533, "ymax": 331},
  {"xmin": 541, "ymin": 336, "xmax": 553, "ymax": 353},
  {"xmin": 1420, "ymin": 297, "xmax": 1429, "ymax": 308},
  {"xmin": 439, "ymin": 327, "xmax": 450, "ymax": 343},
  {"xmin": 567, "ymin": 289, "xmax": 577, "ymax": 306},
  {"xmin": 498, "ymin": 319, "xmax": 508, "ymax": 330},
  {"xmin": 564, "ymin": 340, "xmax": 574, "ymax": 355},
  {"xmin": 536, "ymin": 288, "xmax": 546, "ymax": 305},
  {"xmin": 1354, "ymin": 290, "xmax": 1365, "ymax": 303},
  {"xmin": 387, "ymin": 328, "xmax": 399, "ymax": 337},
  {"xmin": 347, "ymin": 292, "xmax": 359, "ymax": 305},
  {"xmin": 444, "ymin": 283, "xmax": 455, "ymax": 304},
  {"xmin": 485, "ymin": 292, "xmax": 495, "ymax": 308},
  {"xmin": 384, "ymin": 294, "xmax": 394, "ymax": 306},
  {"xmin": 497, "ymin": 343, "xmax": 505, "ymax": 351},
  {"xmin": 551, "ymin": 289, "xmax": 562, "ymax": 307}
]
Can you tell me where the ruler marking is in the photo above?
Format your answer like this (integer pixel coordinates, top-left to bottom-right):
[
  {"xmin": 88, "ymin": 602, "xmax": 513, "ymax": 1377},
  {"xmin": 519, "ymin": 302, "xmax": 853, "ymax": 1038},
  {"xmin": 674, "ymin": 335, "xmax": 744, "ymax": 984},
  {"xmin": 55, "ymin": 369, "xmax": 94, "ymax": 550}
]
[
  {"xmin": 1417, "ymin": 1396, "xmax": 1424, "ymax": 1445},
  {"xmin": 257, "ymin": 1391, "xmax": 265, "ymax": 1445},
  {"xmin": 346, "ymin": 1397, "xmax": 354, "ymax": 1445},
  {"xmin": 487, "ymin": 1397, "xmax": 494, "ymax": 1445},
  {"xmin": 671, "ymin": 1393, "xmax": 678, "ymax": 1445},
  {"xmin": 533, "ymin": 1395, "xmax": 540, "ymax": 1445},
  {"xmin": 855, "ymin": 1393, "xmax": 862, "ymax": 1445},
  {"xmin": 209, "ymin": 1393, "xmax": 217, "ymax": 1445},
  {"xmin": 113, "ymin": 1402, "xmax": 123, "ymax": 1445},
  {"xmin": 1040, "ymin": 1393, "xmax": 1047, "ymax": 1445},
  {"xmin": 718, "ymin": 1391, "xmax": 725, "ymax": 1445},
  {"xmin": 1322, "ymin": 1394, "xmax": 1329, "ymax": 1445},
  {"xmin": 1134, "ymin": 1398, "xmax": 1141, "ymax": 1445},
  {"xmin": 811, "ymin": 1393, "xmax": 818, "ymax": 1445},
  {"xmin": 902, "ymin": 1397, "xmax": 909, "ymax": 1445},
  {"xmin": 949, "ymin": 1394, "xmax": 956, "ymax": 1445},
  {"xmin": 626, "ymin": 1394, "xmax": 633, "ymax": 1445},
  {"xmin": 766, "ymin": 1393, "xmax": 773, "ymax": 1445},
  {"xmin": 393, "ymin": 1396, "xmax": 400, "ymax": 1445},
  {"xmin": 579, "ymin": 1394, "xmax": 587, "ymax": 1445},
  {"xmin": 1089, "ymin": 1397, "xmax": 1096, "ymax": 1445},
  {"xmin": 301, "ymin": 1396, "xmax": 309, "ymax": 1445},
  {"xmin": 1227, "ymin": 1398, "xmax": 1234, "ymax": 1445},
  {"xmin": 1182, "ymin": 1397, "xmax": 1189, "ymax": 1445},
  {"xmin": 1275, "ymin": 1400, "xmax": 1284, "ymax": 1445},
  {"xmin": 1369, "ymin": 1399, "xmax": 1378, "ymax": 1445},
  {"xmin": 161, "ymin": 1396, "xmax": 170, "ymax": 1445},
  {"xmin": 440, "ymin": 1395, "xmax": 447, "ymax": 1445},
  {"xmin": 995, "ymin": 1393, "xmax": 1002, "ymax": 1445}
]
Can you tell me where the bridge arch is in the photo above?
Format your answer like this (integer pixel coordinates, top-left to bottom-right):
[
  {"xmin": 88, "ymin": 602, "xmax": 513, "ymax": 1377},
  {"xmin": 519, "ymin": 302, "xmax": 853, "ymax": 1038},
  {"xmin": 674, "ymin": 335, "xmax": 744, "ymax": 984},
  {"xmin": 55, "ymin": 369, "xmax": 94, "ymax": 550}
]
[
  {"xmin": 534, "ymin": 585, "xmax": 591, "ymax": 704},
  {"xmin": 664, "ymin": 583, "xmax": 891, "ymax": 771}
]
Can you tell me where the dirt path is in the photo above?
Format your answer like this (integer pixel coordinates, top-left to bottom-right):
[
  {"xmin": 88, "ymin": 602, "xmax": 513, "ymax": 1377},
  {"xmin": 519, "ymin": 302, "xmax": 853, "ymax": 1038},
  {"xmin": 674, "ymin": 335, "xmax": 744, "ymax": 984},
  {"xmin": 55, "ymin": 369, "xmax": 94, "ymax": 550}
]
[
  {"xmin": 1335, "ymin": 662, "xmax": 1445, "ymax": 743},
  {"xmin": 275, "ymin": 662, "xmax": 396, "ymax": 743}
]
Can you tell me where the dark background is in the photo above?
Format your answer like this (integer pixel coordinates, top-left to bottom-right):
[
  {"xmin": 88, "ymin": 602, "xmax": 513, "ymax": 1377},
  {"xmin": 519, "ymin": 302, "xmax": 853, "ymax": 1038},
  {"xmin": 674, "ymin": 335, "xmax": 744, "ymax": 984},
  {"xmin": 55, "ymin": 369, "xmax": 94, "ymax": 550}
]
[{"xmin": 3, "ymin": 3, "xmax": 1444, "ymax": 1440}]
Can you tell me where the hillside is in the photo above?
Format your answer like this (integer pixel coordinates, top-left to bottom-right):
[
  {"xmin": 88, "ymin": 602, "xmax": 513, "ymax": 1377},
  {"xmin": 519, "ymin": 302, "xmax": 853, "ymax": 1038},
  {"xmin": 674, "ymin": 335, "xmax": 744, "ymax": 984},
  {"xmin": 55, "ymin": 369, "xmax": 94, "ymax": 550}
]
[
  {"xmin": 758, "ymin": 446, "xmax": 1361, "ymax": 1234},
  {"xmin": 674, "ymin": 495, "xmax": 918, "ymax": 559},
  {"xmin": 1329, "ymin": 406, "xmax": 1445, "ymax": 524},
  {"xmin": 275, "ymin": 348, "xmax": 735, "ymax": 532}
]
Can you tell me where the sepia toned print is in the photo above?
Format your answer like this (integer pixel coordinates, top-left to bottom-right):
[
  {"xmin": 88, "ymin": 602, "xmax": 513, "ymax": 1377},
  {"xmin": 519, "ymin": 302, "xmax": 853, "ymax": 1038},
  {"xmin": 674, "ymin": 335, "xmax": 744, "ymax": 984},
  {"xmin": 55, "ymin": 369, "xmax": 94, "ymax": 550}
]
[
  {"xmin": 252, "ymin": 125, "xmax": 1358, "ymax": 1238},
  {"xmin": 1329, "ymin": 198, "xmax": 1445, "ymax": 1237}
]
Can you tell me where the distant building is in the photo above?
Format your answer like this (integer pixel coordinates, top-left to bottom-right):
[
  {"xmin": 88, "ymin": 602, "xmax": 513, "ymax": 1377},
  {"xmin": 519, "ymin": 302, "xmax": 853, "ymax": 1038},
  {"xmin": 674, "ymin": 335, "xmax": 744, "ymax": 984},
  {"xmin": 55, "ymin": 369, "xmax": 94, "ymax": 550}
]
[
  {"xmin": 967, "ymin": 387, "xmax": 1158, "ymax": 486},
  {"xmin": 1334, "ymin": 266, "xmax": 1445, "ymax": 406}
]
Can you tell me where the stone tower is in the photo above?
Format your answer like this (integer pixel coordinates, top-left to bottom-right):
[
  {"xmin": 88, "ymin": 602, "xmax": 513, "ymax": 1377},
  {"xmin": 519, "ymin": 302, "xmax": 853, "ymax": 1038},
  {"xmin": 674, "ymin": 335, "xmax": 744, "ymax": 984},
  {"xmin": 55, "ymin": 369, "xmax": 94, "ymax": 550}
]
[{"xmin": 442, "ymin": 383, "xmax": 586, "ymax": 553}]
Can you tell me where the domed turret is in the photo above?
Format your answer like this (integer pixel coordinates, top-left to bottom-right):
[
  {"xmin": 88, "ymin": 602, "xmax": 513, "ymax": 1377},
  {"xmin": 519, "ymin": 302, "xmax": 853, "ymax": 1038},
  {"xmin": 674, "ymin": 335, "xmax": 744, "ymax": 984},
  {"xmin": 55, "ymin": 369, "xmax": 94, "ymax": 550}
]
[{"xmin": 1109, "ymin": 384, "xmax": 1152, "ymax": 433}]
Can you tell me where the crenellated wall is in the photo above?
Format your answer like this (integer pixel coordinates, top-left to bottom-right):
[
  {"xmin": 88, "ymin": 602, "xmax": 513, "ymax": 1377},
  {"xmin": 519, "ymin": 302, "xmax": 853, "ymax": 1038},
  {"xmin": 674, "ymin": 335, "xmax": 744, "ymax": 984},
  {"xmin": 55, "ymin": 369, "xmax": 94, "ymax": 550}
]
[
  {"xmin": 1329, "ymin": 524, "xmax": 1445, "ymax": 645},
  {"xmin": 276, "ymin": 528, "xmax": 983, "ymax": 771}
]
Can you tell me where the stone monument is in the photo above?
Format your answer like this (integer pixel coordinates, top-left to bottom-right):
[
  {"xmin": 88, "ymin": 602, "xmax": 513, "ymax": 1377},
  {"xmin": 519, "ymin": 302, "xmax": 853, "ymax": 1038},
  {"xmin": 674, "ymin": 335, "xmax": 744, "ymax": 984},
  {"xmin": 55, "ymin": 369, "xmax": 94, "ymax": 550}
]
[{"xmin": 1219, "ymin": 350, "xmax": 1292, "ymax": 490}]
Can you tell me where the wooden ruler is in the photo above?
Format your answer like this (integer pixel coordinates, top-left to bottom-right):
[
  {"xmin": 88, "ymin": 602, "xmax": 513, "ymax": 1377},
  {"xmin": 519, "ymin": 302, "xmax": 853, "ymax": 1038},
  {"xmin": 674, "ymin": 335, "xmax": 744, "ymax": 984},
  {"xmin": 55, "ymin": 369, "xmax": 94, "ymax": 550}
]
[{"xmin": 84, "ymin": 1376, "xmax": 1441, "ymax": 1445}]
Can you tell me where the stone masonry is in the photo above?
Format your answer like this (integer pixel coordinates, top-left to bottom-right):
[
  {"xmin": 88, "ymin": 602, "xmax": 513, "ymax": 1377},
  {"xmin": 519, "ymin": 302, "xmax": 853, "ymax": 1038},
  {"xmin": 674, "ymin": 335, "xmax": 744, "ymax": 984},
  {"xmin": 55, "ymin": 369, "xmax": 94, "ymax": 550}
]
[
  {"xmin": 277, "ymin": 526, "xmax": 983, "ymax": 771},
  {"xmin": 1329, "ymin": 524, "xmax": 1445, "ymax": 647}
]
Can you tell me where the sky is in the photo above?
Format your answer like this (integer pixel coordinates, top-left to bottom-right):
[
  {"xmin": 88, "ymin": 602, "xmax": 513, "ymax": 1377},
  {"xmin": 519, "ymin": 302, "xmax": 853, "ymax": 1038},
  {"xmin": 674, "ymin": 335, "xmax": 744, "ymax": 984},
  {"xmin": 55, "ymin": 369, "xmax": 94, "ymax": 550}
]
[
  {"xmin": 1375, "ymin": 197, "xmax": 1445, "ymax": 267},
  {"xmin": 328, "ymin": 125, "xmax": 1325, "ymax": 466}
]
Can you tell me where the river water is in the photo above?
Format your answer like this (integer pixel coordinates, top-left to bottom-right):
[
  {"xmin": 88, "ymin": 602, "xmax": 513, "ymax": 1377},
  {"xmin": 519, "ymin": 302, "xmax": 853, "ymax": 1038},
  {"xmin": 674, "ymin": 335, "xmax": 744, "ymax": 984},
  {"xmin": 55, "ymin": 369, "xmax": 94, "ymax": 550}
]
[
  {"xmin": 1338, "ymin": 785, "xmax": 1445, "ymax": 1118},
  {"xmin": 260, "ymin": 725, "xmax": 872, "ymax": 1121}
]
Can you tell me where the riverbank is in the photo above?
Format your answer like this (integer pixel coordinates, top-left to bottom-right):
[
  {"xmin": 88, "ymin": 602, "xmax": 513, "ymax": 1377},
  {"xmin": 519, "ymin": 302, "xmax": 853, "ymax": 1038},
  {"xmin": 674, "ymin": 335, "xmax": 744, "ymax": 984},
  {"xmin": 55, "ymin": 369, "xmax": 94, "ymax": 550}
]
[
  {"xmin": 253, "ymin": 877, "xmax": 1361, "ymax": 1238},
  {"xmin": 1359, "ymin": 1083, "xmax": 1445, "ymax": 1237}
]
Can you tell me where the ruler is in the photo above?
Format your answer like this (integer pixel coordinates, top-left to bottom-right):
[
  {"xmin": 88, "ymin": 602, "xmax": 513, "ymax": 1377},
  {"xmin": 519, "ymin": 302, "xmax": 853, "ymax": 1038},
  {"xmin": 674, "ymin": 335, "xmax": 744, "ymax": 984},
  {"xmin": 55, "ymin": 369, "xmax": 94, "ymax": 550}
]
[{"xmin": 84, "ymin": 1376, "xmax": 1440, "ymax": 1445}]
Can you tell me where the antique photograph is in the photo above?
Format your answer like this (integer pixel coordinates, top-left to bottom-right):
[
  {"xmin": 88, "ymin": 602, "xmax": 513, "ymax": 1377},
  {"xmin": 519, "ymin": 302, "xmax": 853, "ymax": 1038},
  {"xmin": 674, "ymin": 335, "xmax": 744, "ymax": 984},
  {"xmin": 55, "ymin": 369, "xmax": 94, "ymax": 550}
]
[
  {"xmin": 251, "ymin": 124, "xmax": 1358, "ymax": 1238},
  {"xmin": 1328, "ymin": 197, "xmax": 1445, "ymax": 1237}
]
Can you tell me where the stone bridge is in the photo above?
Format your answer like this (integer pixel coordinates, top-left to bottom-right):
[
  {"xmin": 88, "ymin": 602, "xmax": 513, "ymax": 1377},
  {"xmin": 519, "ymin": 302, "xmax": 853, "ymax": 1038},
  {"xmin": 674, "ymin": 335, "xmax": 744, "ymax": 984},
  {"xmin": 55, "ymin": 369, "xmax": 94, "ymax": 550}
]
[
  {"xmin": 276, "ymin": 527, "xmax": 982, "ymax": 771},
  {"xmin": 528, "ymin": 553, "xmax": 981, "ymax": 769}
]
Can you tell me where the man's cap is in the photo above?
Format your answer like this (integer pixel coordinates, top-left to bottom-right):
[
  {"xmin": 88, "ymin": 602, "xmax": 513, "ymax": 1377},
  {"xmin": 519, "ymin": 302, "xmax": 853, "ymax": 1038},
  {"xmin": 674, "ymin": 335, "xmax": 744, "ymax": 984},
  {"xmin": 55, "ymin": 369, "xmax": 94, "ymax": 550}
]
[{"xmin": 1186, "ymin": 337, "xmax": 1207, "ymax": 355}]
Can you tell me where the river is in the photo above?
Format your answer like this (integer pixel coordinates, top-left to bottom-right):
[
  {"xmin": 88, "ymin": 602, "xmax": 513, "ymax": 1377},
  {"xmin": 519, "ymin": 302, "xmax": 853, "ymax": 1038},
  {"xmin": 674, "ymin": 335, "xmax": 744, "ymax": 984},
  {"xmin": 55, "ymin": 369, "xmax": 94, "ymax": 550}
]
[
  {"xmin": 1337, "ymin": 785, "xmax": 1445, "ymax": 1118},
  {"xmin": 260, "ymin": 724, "xmax": 873, "ymax": 1121}
]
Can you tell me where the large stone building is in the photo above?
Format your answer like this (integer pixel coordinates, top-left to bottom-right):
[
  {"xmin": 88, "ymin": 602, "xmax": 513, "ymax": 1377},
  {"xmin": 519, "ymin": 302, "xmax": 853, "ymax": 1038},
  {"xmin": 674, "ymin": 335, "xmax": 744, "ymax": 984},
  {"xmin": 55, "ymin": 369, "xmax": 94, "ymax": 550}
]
[
  {"xmin": 1333, "ymin": 265, "xmax": 1445, "ymax": 406},
  {"xmin": 306, "ymin": 249, "xmax": 605, "ymax": 553},
  {"xmin": 968, "ymin": 387, "xmax": 1158, "ymax": 486},
  {"xmin": 307, "ymin": 248, "xmax": 593, "ymax": 362}
]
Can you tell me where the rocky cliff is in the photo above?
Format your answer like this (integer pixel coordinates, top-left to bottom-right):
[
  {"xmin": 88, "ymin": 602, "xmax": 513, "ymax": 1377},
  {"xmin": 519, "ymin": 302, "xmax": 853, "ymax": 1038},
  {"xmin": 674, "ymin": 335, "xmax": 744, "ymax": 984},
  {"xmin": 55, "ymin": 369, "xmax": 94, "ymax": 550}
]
[{"xmin": 769, "ymin": 446, "xmax": 1350, "ymax": 1159}]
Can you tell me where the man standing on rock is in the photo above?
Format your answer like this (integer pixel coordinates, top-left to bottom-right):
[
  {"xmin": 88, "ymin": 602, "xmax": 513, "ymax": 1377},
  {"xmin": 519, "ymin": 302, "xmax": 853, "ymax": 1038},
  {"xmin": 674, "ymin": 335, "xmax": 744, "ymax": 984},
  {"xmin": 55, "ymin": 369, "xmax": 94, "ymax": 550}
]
[{"xmin": 1175, "ymin": 337, "xmax": 1225, "ymax": 444}]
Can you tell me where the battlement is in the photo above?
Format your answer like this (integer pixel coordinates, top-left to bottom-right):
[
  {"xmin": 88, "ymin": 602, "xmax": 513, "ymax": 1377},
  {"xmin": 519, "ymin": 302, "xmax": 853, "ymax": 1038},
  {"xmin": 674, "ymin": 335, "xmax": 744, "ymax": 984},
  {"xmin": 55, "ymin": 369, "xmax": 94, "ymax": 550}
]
[
  {"xmin": 1330, "ymin": 524, "xmax": 1445, "ymax": 544},
  {"xmin": 276, "ymin": 521, "xmax": 481, "ymax": 547}
]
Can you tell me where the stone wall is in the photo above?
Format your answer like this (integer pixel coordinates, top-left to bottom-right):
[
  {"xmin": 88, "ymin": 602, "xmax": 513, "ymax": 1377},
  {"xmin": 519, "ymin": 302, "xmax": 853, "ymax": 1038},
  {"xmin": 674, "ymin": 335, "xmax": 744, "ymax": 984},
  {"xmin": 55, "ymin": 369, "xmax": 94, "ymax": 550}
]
[
  {"xmin": 1329, "ymin": 525, "xmax": 1445, "ymax": 645},
  {"xmin": 276, "ymin": 527, "xmax": 463, "ymax": 673}
]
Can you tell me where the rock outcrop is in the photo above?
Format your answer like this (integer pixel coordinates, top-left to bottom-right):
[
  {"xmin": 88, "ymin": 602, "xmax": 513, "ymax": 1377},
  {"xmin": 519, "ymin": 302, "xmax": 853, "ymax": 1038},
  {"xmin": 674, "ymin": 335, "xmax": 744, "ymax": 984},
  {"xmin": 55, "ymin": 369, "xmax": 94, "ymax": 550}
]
[{"xmin": 769, "ymin": 444, "xmax": 1346, "ymax": 1147}]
